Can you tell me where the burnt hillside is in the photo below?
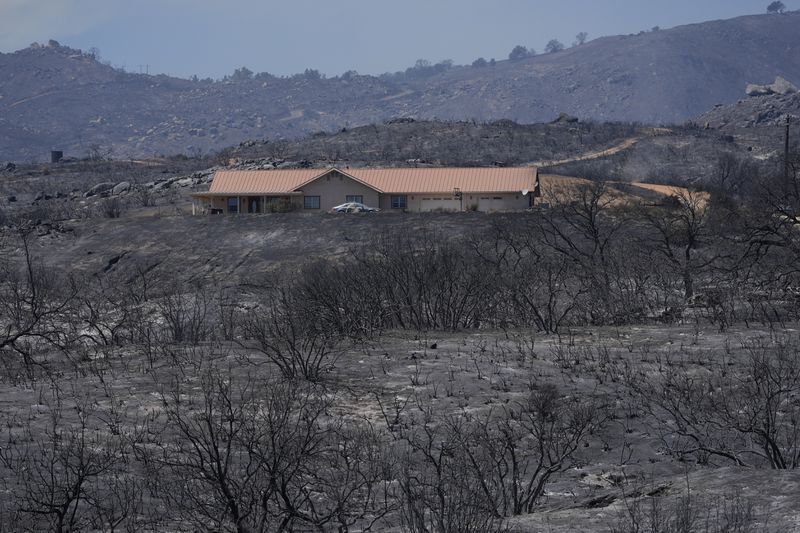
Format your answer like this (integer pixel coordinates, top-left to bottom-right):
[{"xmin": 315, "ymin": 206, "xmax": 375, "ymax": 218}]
[{"xmin": 2, "ymin": 12, "xmax": 800, "ymax": 161}]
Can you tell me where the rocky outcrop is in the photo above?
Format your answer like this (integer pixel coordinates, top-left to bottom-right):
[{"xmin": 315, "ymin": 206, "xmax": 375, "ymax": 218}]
[
  {"xmin": 551, "ymin": 112, "xmax": 580, "ymax": 124},
  {"xmin": 746, "ymin": 76, "xmax": 798, "ymax": 97},
  {"xmin": 696, "ymin": 91, "xmax": 800, "ymax": 129},
  {"xmin": 139, "ymin": 170, "xmax": 216, "ymax": 192},
  {"xmin": 84, "ymin": 182, "xmax": 115, "ymax": 197},
  {"xmin": 112, "ymin": 181, "xmax": 131, "ymax": 195}
]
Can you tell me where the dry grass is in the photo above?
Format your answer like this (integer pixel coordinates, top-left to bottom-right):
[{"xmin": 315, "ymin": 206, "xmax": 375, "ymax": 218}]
[{"xmin": 540, "ymin": 174, "xmax": 700, "ymax": 207}]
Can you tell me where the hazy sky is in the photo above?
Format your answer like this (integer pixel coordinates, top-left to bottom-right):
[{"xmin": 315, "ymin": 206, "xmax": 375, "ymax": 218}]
[{"xmin": 0, "ymin": 0, "xmax": 794, "ymax": 79}]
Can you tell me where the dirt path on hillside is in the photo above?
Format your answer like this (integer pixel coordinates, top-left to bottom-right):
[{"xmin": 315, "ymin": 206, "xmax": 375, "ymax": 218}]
[
  {"xmin": 381, "ymin": 89, "xmax": 415, "ymax": 101},
  {"xmin": 527, "ymin": 128, "xmax": 670, "ymax": 168},
  {"xmin": 279, "ymin": 109, "xmax": 305, "ymax": 122},
  {"xmin": 6, "ymin": 90, "xmax": 60, "ymax": 109}
]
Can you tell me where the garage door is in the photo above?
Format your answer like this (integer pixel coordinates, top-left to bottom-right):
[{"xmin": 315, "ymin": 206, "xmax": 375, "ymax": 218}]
[
  {"xmin": 478, "ymin": 197, "xmax": 507, "ymax": 212},
  {"xmin": 420, "ymin": 197, "xmax": 461, "ymax": 212}
]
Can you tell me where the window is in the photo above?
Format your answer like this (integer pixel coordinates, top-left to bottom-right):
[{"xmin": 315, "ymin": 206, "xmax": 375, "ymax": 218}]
[
  {"xmin": 346, "ymin": 195, "xmax": 363, "ymax": 203},
  {"xmin": 227, "ymin": 197, "xmax": 239, "ymax": 213},
  {"xmin": 304, "ymin": 196, "xmax": 321, "ymax": 209},
  {"xmin": 391, "ymin": 195, "xmax": 407, "ymax": 209}
]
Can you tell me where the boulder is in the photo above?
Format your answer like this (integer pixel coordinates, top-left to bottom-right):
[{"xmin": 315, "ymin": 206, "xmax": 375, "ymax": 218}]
[
  {"xmin": 552, "ymin": 112, "xmax": 579, "ymax": 124},
  {"xmin": 84, "ymin": 182, "xmax": 115, "ymax": 197},
  {"xmin": 746, "ymin": 76, "xmax": 798, "ymax": 97},
  {"xmin": 153, "ymin": 179, "xmax": 173, "ymax": 190},
  {"xmin": 772, "ymin": 76, "xmax": 798, "ymax": 95},
  {"xmin": 112, "ymin": 181, "xmax": 131, "ymax": 195},
  {"xmin": 2, "ymin": 162, "xmax": 15, "ymax": 172},
  {"xmin": 746, "ymin": 83, "xmax": 772, "ymax": 97},
  {"xmin": 201, "ymin": 173, "xmax": 216, "ymax": 183}
]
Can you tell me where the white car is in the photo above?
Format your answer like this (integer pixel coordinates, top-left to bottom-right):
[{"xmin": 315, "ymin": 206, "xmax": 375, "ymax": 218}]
[{"xmin": 330, "ymin": 202, "xmax": 380, "ymax": 213}]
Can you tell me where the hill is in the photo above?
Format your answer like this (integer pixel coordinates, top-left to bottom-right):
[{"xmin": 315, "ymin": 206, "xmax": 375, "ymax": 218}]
[
  {"xmin": 2, "ymin": 184, "xmax": 800, "ymax": 532},
  {"xmin": 696, "ymin": 91, "xmax": 800, "ymax": 136},
  {"xmin": 2, "ymin": 12, "xmax": 800, "ymax": 161},
  {"xmin": 226, "ymin": 118, "xmax": 782, "ymax": 188}
]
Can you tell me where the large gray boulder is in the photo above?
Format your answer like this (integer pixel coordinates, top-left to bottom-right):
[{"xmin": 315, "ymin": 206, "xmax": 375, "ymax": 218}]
[
  {"xmin": 746, "ymin": 76, "xmax": 799, "ymax": 97},
  {"xmin": 746, "ymin": 83, "xmax": 772, "ymax": 97},
  {"xmin": 153, "ymin": 178, "xmax": 174, "ymax": 191},
  {"xmin": 772, "ymin": 76, "xmax": 798, "ymax": 95},
  {"xmin": 112, "ymin": 181, "xmax": 131, "ymax": 195},
  {"xmin": 84, "ymin": 182, "xmax": 115, "ymax": 197}
]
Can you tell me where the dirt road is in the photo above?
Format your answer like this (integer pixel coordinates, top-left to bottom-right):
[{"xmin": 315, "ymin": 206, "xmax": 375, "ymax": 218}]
[{"xmin": 528, "ymin": 128, "xmax": 670, "ymax": 168}]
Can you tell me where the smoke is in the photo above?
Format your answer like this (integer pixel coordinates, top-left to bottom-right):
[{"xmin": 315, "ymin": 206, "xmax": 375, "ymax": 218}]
[{"xmin": 0, "ymin": 0, "xmax": 118, "ymax": 51}]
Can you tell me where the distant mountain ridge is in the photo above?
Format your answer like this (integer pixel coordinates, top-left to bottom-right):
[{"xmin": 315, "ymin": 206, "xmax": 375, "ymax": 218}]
[{"xmin": 1, "ymin": 11, "xmax": 800, "ymax": 161}]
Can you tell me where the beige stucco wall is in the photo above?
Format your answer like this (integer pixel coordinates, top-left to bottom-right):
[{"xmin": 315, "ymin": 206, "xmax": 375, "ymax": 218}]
[
  {"xmin": 378, "ymin": 192, "xmax": 531, "ymax": 212},
  {"xmin": 209, "ymin": 197, "xmax": 227, "ymax": 211},
  {"xmin": 199, "ymin": 191, "xmax": 530, "ymax": 214},
  {"xmin": 378, "ymin": 194, "xmax": 459, "ymax": 211},
  {"xmin": 299, "ymin": 171, "xmax": 380, "ymax": 211},
  {"xmin": 467, "ymin": 193, "xmax": 531, "ymax": 211}
]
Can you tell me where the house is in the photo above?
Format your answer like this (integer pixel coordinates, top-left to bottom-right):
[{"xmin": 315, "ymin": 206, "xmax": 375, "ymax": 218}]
[{"xmin": 190, "ymin": 167, "xmax": 539, "ymax": 214}]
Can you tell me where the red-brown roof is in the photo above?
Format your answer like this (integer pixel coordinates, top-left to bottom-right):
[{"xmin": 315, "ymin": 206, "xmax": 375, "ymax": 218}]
[
  {"xmin": 203, "ymin": 167, "xmax": 538, "ymax": 195},
  {"xmin": 208, "ymin": 169, "xmax": 323, "ymax": 194}
]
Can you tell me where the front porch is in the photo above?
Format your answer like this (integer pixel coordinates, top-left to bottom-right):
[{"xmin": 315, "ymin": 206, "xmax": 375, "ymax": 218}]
[{"xmin": 191, "ymin": 193, "xmax": 300, "ymax": 214}]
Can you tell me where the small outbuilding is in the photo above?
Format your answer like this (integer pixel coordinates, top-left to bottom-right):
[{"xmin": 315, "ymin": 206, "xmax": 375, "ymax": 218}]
[{"xmin": 190, "ymin": 167, "xmax": 539, "ymax": 214}]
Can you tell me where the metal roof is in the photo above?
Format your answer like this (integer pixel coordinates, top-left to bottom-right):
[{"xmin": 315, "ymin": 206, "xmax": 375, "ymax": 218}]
[
  {"xmin": 203, "ymin": 167, "xmax": 538, "ymax": 195},
  {"xmin": 208, "ymin": 169, "xmax": 323, "ymax": 194}
]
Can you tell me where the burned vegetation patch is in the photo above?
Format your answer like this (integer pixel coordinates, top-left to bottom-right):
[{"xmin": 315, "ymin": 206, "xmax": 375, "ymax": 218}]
[{"xmin": 2, "ymin": 170, "xmax": 800, "ymax": 531}]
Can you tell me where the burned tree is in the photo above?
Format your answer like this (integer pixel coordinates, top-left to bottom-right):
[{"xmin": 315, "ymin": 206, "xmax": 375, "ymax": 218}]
[
  {"xmin": 147, "ymin": 366, "xmax": 392, "ymax": 532},
  {"xmin": 632, "ymin": 337, "xmax": 800, "ymax": 469},
  {"xmin": 639, "ymin": 189, "xmax": 720, "ymax": 302},
  {"xmin": 242, "ymin": 286, "xmax": 344, "ymax": 381},
  {"xmin": 0, "ymin": 232, "xmax": 79, "ymax": 373}
]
